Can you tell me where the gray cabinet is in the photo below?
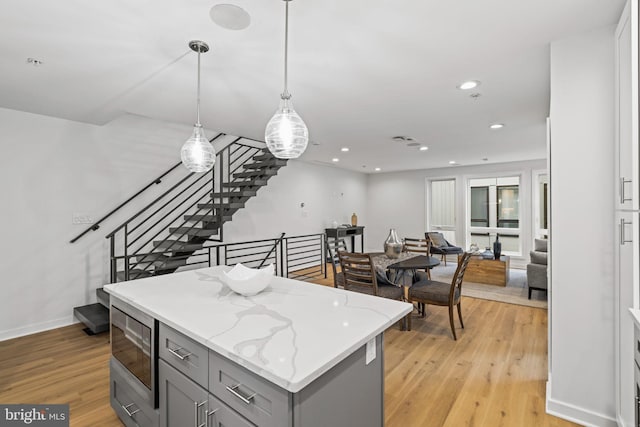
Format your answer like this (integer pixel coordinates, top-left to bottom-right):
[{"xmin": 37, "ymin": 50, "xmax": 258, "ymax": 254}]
[
  {"xmin": 155, "ymin": 323, "xmax": 384, "ymax": 427},
  {"xmin": 111, "ymin": 359, "xmax": 159, "ymax": 427},
  {"xmin": 159, "ymin": 359, "xmax": 209, "ymax": 427},
  {"xmin": 207, "ymin": 394, "xmax": 255, "ymax": 427},
  {"xmin": 159, "ymin": 324, "xmax": 209, "ymax": 389},
  {"xmin": 209, "ymin": 351, "xmax": 289, "ymax": 427}
]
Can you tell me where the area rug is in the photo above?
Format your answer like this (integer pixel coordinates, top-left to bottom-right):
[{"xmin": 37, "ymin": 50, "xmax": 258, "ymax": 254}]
[{"xmin": 429, "ymin": 263, "xmax": 548, "ymax": 309}]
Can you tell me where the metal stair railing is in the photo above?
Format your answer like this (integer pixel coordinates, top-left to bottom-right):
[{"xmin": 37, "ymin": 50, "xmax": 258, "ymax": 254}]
[{"xmin": 105, "ymin": 136, "xmax": 274, "ymax": 283}]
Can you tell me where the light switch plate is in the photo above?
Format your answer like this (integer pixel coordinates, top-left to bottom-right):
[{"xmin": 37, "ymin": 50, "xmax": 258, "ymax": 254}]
[{"xmin": 72, "ymin": 213, "xmax": 94, "ymax": 225}]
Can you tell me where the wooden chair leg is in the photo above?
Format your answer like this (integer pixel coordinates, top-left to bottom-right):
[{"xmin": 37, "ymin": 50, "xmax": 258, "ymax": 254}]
[
  {"xmin": 420, "ymin": 302, "xmax": 426, "ymax": 318},
  {"xmin": 448, "ymin": 305, "xmax": 457, "ymax": 340},
  {"xmin": 457, "ymin": 302, "xmax": 464, "ymax": 329},
  {"xmin": 407, "ymin": 312, "xmax": 412, "ymax": 331},
  {"xmin": 442, "ymin": 254, "xmax": 447, "ymax": 266},
  {"xmin": 426, "ymin": 268, "xmax": 431, "ymax": 280}
]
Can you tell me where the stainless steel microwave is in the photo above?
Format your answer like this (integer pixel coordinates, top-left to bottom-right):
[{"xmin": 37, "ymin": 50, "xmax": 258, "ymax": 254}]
[{"xmin": 111, "ymin": 298, "xmax": 158, "ymax": 408}]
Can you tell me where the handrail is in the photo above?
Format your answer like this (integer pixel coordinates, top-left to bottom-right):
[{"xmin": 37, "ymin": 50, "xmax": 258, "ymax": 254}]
[
  {"xmin": 258, "ymin": 232, "xmax": 286, "ymax": 268},
  {"xmin": 70, "ymin": 132, "xmax": 226, "ymax": 243},
  {"xmin": 104, "ymin": 133, "xmax": 226, "ymax": 239}
]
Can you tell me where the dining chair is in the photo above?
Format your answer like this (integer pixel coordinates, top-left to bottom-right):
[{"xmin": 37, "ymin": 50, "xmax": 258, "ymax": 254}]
[
  {"xmin": 403, "ymin": 237, "xmax": 433, "ymax": 279},
  {"xmin": 325, "ymin": 237, "xmax": 347, "ymax": 288},
  {"xmin": 407, "ymin": 252, "xmax": 472, "ymax": 340},
  {"xmin": 337, "ymin": 251, "xmax": 404, "ymax": 298}
]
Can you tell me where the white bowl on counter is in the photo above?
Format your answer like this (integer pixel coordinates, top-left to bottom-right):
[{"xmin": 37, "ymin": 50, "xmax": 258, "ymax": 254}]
[{"xmin": 221, "ymin": 263, "xmax": 275, "ymax": 296}]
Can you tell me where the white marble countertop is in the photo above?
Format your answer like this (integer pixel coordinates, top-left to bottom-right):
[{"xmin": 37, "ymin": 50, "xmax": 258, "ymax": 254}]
[
  {"xmin": 104, "ymin": 266, "xmax": 412, "ymax": 393},
  {"xmin": 630, "ymin": 308, "xmax": 640, "ymax": 328}
]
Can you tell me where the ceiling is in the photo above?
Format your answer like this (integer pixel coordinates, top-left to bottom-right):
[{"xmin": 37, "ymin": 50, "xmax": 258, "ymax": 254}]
[{"xmin": 0, "ymin": 0, "xmax": 626, "ymax": 173}]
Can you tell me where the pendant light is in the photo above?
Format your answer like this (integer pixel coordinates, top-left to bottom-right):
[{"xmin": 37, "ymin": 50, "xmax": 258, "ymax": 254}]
[
  {"xmin": 265, "ymin": 0, "xmax": 308, "ymax": 159},
  {"xmin": 181, "ymin": 40, "xmax": 215, "ymax": 172}
]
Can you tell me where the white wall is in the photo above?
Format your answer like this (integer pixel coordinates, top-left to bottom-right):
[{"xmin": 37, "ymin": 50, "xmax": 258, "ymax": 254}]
[
  {"xmin": 0, "ymin": 107, "xmax": 368, "ymax": 340},
  {"xmin": 223, "ymin": 161, "xmax": 367, "ymax": 242},
  {"xmin": 548, "ymin": 25, "xmax": 617, "ymax": 426},
  {"xmin": 365, "ymin": 159, "xmax": 546, "ymax": 266}
]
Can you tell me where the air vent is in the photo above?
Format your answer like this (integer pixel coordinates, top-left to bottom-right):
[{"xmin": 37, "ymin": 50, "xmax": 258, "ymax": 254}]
[{"xmin": 392, "ymin": 136, "xmax": 415, "ymax": 142}]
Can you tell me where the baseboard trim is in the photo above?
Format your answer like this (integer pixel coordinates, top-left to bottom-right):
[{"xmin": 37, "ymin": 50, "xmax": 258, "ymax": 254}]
[
  {"xmin": 546, "ymin": 380, "xmax": 618, "ymax": 427},
  {"xmin": 0, "ymin": 316, "xmax": 77, "ymax": 342}
]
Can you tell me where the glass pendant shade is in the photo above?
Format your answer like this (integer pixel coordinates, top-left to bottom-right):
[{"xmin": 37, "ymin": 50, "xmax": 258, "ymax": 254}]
[
  {"xmin": 265, "ymin": 97, "xmax": 308, "ymax": 159},
  {"xmin": 181, "ymin": 124, "xmax": 215, "ymax": 172}
]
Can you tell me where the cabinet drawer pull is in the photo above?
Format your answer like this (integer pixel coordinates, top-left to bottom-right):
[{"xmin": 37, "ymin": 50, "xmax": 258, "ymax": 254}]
[
  {"xmin": 205, "ymin": 408, "xmax": 219, "ymax": 427},
  {"xmin": 620, "ymin": 218, "xmax": 633, "ymax": 245},
  {"xmin": 168, "ymin": 346, "xmax": 193, "ymax": 361},
  {"xmin": 225, "ymin": 384, "xmax": 256, "ymax": 405},
  {"xmin": 194, "ymin": 401, "xmax": 206, "ymax": 427},
  {"xmin": 620, "ymin": 177, "xmax": 633, "ymax": 203},
  {"xmin": 121, "ymin": 403, "xmax": 140, "ymax": 417}
]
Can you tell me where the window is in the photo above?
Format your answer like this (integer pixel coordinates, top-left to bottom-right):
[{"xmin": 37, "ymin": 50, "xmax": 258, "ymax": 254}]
[
  {"xmin": 428, "ymin": 179, "xmax": 457, "ymax": 244},
  {"xmin": 533, "ymin": 171, "xmax": 548, "ymax": 238},
  {"xmin": 467, "ymin": 176, "xmax": 521, "ymax": 255}
]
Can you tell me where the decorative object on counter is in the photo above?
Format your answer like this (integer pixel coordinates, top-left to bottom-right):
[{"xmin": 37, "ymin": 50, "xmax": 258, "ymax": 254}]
[
  {"xmin": 331, "ymin": 220, "xmax": 338, "ymax": 228},
  {"xmin": 351, "ymin": 212, "xmax": 358, "ymax": 226},
  {"xmin": 221, "ymin": 263, "xmax": 274, "ymax": 296},
  {"xmin": 265, "ymin": 0, "xmax": 309, "ymax": 159},
  {"xmin": 469, "ymin": 243, "xmax": 479, "ymax": 253},
  {"xmin": 493, "ymin": 235, "xmax": 502, "ymax": 259},
  {"xmin": 181, "ymin": 40, "xmax": 215, "ymax": 173},
  {"xmin": 384, "ymin": 228, "xmax": 403, "ymax": 259},
  {"xmin": 481, "ymin": 248, "xmax": 494, "ymax": 259}
]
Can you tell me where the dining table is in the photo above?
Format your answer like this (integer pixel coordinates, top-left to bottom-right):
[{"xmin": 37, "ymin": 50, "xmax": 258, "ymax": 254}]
[{"xmin": 369, "ymin": 252, "xmax": 441, "ymax": 287}]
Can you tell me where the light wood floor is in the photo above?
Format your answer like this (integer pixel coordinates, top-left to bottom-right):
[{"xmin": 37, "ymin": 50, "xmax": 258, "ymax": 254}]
[{"xmin": 0, "ymin": 272, "xmax": 578, "ymax": 427}]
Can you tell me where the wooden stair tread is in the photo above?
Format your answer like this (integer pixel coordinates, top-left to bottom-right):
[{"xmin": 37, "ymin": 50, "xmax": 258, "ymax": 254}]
[
  {"xmin": 243, "ymin": 160, "xmax": 287, "ymax": 169},
  {"xmin": 185, "ymin": 213, "xmax": 237, "ymax": 222},
  {"xmin": 153, "ymin": 240, "xmax": 205, "ymax": 252},
  {"xmin": 222, "ymin": 180, "xmax": 268, "ymax": 187},
  {"xmin": 211, "ymin": 190, "xmax": 257, "ymax": 198},
  {"xmin": 194, "ymin": 202, "xmax": 244, "ymax": 209},
  {"xmin": 169, "ymin": 226, "xmax": 219, "ymax": 237},
  {"xmin": 233, "ymin": 169, "xmax": 278, "ymax": 178}
]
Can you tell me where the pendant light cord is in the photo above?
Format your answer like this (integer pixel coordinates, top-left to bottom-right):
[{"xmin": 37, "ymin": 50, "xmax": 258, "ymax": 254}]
[
  {"xmin": 196, "ymin": 49, "xmax": 202, "ymax": 125},
  {"xmin": 282, "ymin": 0, "xmax": 291, "ymax": 100}
]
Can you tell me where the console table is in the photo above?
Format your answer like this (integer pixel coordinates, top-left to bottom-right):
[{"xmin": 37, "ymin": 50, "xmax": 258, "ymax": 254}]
[
  {"xmin": 459, "ymin": 254, "xmax": 510, "ymax": 286},
  {"xmin": 325, "ymin": 226, "xmax": 364, "ymax": 253}
]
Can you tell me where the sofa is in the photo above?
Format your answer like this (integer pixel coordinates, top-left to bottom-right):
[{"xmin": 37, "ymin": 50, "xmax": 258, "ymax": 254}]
[{"xmin": 527, "ymin": 238, "xmax": 548, "ymax": 299}]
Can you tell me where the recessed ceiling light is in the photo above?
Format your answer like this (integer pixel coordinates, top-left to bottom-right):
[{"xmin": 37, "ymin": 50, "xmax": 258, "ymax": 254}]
[
  {"xmin": 419, "ymin": 146, "xmax": 429, "ymax": 151},
  {"xmin": 449, "ymin": 161, "xmax": 457, "ymax": 165},
  {"xmin": 341, "ymin": 147, "xmax": 349, "ymax": 152},
  {"xmin": 490, "ymin": 123, "xmax": 504, "ymax": 129},
  {"xmin": 482, "ymin": 158, "xmax": 489, "ymax": 161},
  {"xmin": 457, "ymin": 80, "xmax": 480, "ymax": 90},
  {"xmin": 210, "ymin": 4, "xmax": 251, "ymax": 30},
  {"xmin": 332, "ymin": 158, "xmax": 339, "ymax": 162},
  {"xmin": 374, "ymin": 167, "xmax": 381, "ymax": 171}
]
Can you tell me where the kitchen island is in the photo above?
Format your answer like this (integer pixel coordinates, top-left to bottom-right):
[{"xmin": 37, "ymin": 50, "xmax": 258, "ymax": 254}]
[{"xmin": 104, "ymin": 265, "xmax": 412, "ymax": 427}]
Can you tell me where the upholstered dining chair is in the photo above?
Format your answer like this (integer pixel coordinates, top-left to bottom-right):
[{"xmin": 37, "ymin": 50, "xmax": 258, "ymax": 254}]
[
  {"xmin": 407, "ymin": 252, "xmax": 472, "ymax": 340},
  {"xmin": 425, "ymin": 232, "xmax": 463, "ymax": 266},
  {"xmin": 403, "ymin": 237, "xmax": 433, "ymax": 279},
  {"xmin": 337, "ymin": 251, "xmax": 404, "ymax": 300},
  {"xmin": 325, "ymin": 237, "xmax": 347, "ymax": 288}
]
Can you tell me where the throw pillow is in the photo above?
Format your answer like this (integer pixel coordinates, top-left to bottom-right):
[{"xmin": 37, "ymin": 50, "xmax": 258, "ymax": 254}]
[
  {"xmin": 530, "ymin": 251, "xmax": 547, "ymax": 265},
  {"xmin": 534, "ymin": 238, "xmax": 548, "ymax": 252},
  {"xmin": 428, "ymin": 232, "xmax": 448, "ymax": 248}
]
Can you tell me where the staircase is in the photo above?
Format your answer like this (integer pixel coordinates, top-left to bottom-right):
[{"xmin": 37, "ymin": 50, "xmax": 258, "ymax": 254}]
[{"xmin": 73, "ymin": 138, "xmax": 287, "ymax": 334}]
